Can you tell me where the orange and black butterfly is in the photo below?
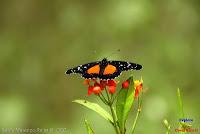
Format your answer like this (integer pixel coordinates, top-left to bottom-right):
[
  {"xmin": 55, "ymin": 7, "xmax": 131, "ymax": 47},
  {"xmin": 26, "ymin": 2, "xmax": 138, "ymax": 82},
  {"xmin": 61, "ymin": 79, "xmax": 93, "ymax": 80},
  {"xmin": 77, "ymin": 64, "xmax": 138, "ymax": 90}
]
[{"xmin": 66, "ymin": 58, "xmax": 142, "ymax": 80}]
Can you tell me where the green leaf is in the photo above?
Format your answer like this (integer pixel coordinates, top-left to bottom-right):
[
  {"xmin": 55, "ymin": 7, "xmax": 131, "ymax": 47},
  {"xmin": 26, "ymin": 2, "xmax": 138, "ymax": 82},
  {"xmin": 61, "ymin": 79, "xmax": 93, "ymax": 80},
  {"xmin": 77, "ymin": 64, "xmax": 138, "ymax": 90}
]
[
  {"xmin": 177, "ymin": 88, "xmax": 186, "ymax": 134},
  {"xmin": 84, "ymin": 119, "xmax": 95, "ymax": 134},
  {"xmin": 177, "ymin": 88, "xmax": 184, "ymax": 119},
  {"xmin": 163, "ymin": 119, "xmax": 171, "ymax": 134},
  {"xmin": 73, "ymin": 100, "xmax": 113, "ymax": 124},
  {"xmin": 116, "ymin": 76, "xmax": 135, "ymax": 133}
]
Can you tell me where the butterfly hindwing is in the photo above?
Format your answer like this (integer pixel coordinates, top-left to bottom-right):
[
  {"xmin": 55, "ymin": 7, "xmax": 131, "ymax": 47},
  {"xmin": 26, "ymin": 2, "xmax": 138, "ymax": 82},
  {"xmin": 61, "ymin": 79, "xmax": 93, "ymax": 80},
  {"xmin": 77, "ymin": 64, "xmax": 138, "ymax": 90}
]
[{"xmin": 98, "ymin": 71, "xmax": 121, "ymax": 79}]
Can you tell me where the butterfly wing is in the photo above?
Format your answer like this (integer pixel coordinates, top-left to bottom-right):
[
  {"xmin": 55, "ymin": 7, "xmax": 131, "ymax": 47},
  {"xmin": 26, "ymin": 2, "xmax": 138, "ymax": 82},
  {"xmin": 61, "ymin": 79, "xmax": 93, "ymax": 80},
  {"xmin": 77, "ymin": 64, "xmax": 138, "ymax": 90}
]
[
  {"xmin": 66, "ymin": 61, "xmax": 101, "ymax": 79},
  {"xmin": 66, "ymin": 60, "xmax": 142, "ymax": 80},
  {"xmin": 109, "ymin": 60, "xmax": 142, "ymax": 71},
  {"xmin": 99, "ymin": 60, "xmax": 142, "ymax": 79}
]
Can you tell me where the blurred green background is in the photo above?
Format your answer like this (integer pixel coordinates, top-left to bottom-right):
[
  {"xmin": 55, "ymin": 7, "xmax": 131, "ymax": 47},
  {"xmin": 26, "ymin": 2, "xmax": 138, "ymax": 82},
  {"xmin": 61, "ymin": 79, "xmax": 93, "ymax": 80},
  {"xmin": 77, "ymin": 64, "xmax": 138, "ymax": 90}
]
[{"xmin": 0, "ymin": 0, "xmax": 199, "ymax": 134}]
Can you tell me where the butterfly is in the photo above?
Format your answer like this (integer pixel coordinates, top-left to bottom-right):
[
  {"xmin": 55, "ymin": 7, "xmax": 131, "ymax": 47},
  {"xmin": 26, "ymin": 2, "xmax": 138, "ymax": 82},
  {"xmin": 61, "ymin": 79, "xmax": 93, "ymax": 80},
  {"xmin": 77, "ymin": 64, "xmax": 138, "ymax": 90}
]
[{"xmin": 66, "ymin": 58, "xmax": 142, "ymax": 80}]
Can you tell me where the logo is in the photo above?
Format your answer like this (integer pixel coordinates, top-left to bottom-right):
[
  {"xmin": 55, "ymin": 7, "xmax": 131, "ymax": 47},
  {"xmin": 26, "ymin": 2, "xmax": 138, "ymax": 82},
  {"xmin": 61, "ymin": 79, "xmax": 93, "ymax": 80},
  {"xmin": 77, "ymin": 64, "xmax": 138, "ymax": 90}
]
[
  {"xmin": 175, "ymin": 128, "xmax": 198, "ymax": 133},
  {"xmin": 179, "ymin": 118, "xmax": 193, "ymax": 123},
  {"xmin": 175, "ymin": 118, "xmax": 198, "ymax": 133}
]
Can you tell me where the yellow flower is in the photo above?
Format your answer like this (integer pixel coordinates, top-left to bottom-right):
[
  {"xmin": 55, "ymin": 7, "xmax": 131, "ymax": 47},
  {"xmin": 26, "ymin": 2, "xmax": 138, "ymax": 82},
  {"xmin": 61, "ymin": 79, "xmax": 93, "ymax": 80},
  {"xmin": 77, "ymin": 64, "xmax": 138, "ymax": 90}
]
[{"xmin": 134, "ymin": 78, "xmax": 143, "ymax": 98}]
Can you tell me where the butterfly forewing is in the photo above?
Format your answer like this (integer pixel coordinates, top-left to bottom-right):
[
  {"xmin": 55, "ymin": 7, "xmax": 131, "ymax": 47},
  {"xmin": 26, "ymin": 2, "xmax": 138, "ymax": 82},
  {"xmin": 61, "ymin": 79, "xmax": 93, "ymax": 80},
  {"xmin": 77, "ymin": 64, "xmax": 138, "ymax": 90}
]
[
  {"xmin": 109, "ymin": 61, "xmax": 142, "ymax": 71},
  {"xmin": 66, "ymin": 61, "xmax": 100, "ymax": 75}
]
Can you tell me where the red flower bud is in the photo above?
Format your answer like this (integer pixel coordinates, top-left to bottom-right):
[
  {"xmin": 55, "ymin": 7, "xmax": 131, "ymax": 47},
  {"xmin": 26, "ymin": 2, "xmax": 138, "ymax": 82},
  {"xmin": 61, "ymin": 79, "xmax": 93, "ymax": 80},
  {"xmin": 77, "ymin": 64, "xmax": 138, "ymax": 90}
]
[
  {"xmin": 93, "ymin": 86, "xmax": 101, "ymax": 94},
  {"xmin": 87, "ymin": 86, "xmax": 93, "ymax": 96},
  {"xmin": 100, "ymin": 80, "xmax": 107, "ymax": 89},
  {"xmin": 107, "ymin": 80, "xmax": 117, "ymax": 87},
  {"xmin": 84, "ymin": 79, "xmax": 118, "ymax": 96},
  {"xmin": 122, "ymin": 80, "xmax": 129, "ymax": 89},
  {"xmin": 108, "ymin": 86, "xmax": 116, "ymax": 94}
]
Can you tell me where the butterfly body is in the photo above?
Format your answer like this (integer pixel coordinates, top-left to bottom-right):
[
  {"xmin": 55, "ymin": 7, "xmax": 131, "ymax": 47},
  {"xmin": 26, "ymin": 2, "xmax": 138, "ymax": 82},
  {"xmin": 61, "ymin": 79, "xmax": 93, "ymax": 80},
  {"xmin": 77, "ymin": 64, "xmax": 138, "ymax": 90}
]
[{"xmin": 66, "ymin": 58, "xmax": 142, "ymax": 80}]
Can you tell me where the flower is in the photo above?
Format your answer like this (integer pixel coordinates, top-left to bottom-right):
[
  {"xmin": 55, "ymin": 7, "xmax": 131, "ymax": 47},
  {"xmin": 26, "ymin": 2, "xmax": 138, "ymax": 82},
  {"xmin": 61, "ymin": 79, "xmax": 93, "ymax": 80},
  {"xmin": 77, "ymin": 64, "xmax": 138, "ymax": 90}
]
[
  {"xmin": 93, "ymin": 85, "xmax": 102, "ymax": 94},
  {"xmin": 87, "ymin": 86, "xmax": 94, "ymax": 96},
  {"xmin": 107, "ymin": 80, "xmax": 117, "ymax": 87},
  {"xmin": 100, "ymin": 80, "xmax": 107, "ymax": 89},
  {"xmin": 84, "ymin": 79, "xmax": 118, "ymax": 95},
  {"xmin": 87, "ymin": 85, "xmax": 102, "ymax": 96},
  {"xmin": 134, "ymin": 79, "xmax": 143, "ymax": 98},
  {"xmin": 83, "ymin": 79, "xmax": 90, "ymax": 85},
  {"xmin": 122, "ymin": 80, "xmax": 129, "ymax": 89},
  {"xmin": 108, "ymin": 86, "xmax": 116, "ymax": 94}
]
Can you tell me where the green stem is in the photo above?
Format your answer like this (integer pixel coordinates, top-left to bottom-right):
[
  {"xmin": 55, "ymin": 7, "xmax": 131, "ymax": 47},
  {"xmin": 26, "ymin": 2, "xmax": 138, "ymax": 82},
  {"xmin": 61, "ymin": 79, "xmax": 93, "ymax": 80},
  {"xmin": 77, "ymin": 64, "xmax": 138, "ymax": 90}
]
[
  {"xmin": 131, "ymin": 108, "xmax": 141, "ymax": 134},
  {"xmin": 105, "ymin": 87, "xmax": 111, "ymax": 102},
  {"xmin": 177, "ymin": 88, "xmax": 185, "ymax": 134},
  {"xmin": 111, "ymin": 89, "xmax": 120, "ymax": 104},
  {"xmin": 109, "ymin": 104, "xmax": 121, "ymax": 134},
  {"xmin": 106, "ymin": 87, "xmax": 120, "ymax": 133},
  {"xmin": 131, "ymin": 95, "xmax": 142, "ymax": 134},
  {"xmin": 99, "ymin": 90, "xmax": 120, "ymax": 134},
  {"xmin": 101, "ymin": 92, "xmax": 109, "ymax": 103},
  {"xmin": 163, "ymin": 119, "xmax": 171, "ymax": 134},
  {"xmin": 99, "ymin": 87, "xmax": 121, "ymax": 134},
  {"xmin": 98, "ymin": 94, "xmax": 108, "ymax": 105}
]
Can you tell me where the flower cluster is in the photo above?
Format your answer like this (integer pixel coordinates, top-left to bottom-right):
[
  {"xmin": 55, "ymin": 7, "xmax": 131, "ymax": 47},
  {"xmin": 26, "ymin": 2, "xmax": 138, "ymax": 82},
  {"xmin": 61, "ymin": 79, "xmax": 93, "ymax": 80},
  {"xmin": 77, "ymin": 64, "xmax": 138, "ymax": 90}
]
[
  {"xmin": 78, "ymin": 77, "xmax": 144, "ymax": 134},
  {"xmin": 84, "ymin": 79, "xmax": 118, "ymax": 95},
  {"xmin": 84, "ymin": 78, "xmax": 143, "ymax": 98}
]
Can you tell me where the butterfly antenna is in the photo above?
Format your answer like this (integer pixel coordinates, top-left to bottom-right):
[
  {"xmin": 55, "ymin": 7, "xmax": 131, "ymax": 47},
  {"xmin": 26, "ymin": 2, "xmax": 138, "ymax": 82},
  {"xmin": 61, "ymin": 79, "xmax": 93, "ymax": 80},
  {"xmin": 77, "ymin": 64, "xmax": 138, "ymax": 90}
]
[{"xmin": 105, "ymin": 49, "xmax": 121, "ymax": 59}]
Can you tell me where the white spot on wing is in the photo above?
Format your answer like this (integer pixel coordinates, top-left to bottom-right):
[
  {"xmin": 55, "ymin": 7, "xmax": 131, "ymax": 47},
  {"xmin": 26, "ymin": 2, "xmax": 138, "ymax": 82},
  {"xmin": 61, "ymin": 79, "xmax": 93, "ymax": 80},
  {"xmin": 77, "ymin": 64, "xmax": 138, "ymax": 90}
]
[
  {"xmin": 127, "ymin": 63, "xmax": 131, "ymax": 68},
  {"xmin": 134, "ymin": 64, "xmax": 137, "ymax": 68}
]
